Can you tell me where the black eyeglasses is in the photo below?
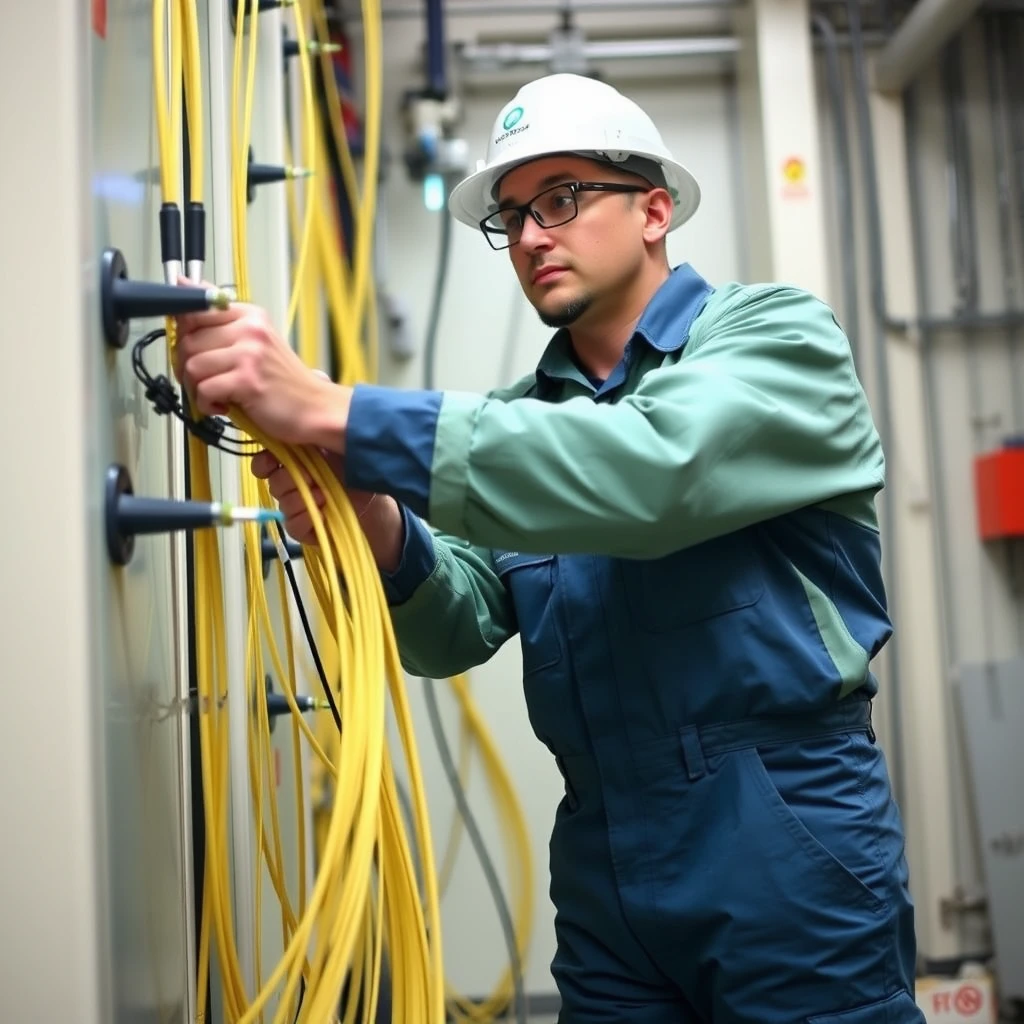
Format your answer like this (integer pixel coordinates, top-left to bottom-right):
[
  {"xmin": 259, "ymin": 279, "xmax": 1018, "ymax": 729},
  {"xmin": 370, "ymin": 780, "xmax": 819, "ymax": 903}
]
[{"xmin": 480, "ymin": 181, "xmax": 650, "ymax": 250}]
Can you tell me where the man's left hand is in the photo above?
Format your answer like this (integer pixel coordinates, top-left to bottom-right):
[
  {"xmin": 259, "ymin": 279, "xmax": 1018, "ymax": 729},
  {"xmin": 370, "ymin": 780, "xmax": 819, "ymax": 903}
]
[{"xmin": 174, "ymin": 295, "xmax": 351, "ymax": 453}]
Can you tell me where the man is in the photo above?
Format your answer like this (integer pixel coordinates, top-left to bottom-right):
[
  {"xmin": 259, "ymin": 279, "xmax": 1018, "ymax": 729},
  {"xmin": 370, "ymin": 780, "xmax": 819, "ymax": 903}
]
[{"xmin": 176, "ymin": 74, "xmax": 924, "ymax": 1023}]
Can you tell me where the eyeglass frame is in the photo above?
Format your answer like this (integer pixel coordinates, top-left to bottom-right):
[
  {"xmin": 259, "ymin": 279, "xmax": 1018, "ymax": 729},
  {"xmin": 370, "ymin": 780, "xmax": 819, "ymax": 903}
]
[{"xmin": 479, "ymin": 180, "xmax": 651, "ymax": 250}]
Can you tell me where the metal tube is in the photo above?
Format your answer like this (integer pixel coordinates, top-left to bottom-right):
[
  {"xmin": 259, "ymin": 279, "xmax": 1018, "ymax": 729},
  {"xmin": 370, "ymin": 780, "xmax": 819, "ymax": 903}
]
[
  {"xmin": 812, "ymin": 12, "xmax": 861, "ymax": 370},
  {"xmin": 942, "ymin": 35, "xmax": 999, "ymax": 679},
  {"xmin": 426, "ymin": 0, "xmax": 447, "ymax": 97},
  {"xmin": 873, "ymin": 0, "xmax": 985, "ymax": 94},
  {"xmin": 845, "ymin": 0, "xmax": 906, "ymax": 812},
  {"xmin": 985, "ymin": 12, "xmax": 1024, "ymax": 433},
  {"xmin": 364, "ymin": 0, "xmax": 739, "ymax": 17},
  {"xmin": 905, "ymin": 83, "xmax": 960, "ymax": 714},
  {"xmin": 456, "ymin": 36, "xmax": 740, "ymax": 66}
]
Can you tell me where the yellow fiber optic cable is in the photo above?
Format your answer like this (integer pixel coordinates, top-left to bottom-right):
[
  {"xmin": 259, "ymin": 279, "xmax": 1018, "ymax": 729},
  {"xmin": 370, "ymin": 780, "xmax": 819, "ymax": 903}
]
[{"xmin": 155, "ymin": 2, "xmax": 533, "ymax": 1021}]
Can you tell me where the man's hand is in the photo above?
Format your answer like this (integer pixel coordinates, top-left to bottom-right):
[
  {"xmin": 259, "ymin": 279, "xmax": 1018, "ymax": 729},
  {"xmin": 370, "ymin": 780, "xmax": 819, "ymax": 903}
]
[
  {"xmin": 175, "ymin": 296, "xmax": 351, "ymax": 452},
  {"xmin": 251, "ymin": 448, "xmax": 377, "ymax": 546}
]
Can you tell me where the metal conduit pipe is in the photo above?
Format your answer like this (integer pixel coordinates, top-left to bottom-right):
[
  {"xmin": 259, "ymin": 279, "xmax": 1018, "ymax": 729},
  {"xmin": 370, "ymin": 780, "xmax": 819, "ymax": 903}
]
[
  {"xmin": 904, "ymin": 83, "xmax": 960, "ymax": 699},
  {"xmin": 942, "ymin": 36, "xmax": 1001, "ymax": 677},
  {"xmin": 1003, "ymin": 16, "xmax": 1024, "ymax": 432},
  {"xmin": 987, "ymin": 13, "xmax": 1024, "ymax": 434},
  {"xmin": 455, "ymin": 36, "xmax": 740, "ymax": 65},
  {"xmin": 455, "ymin": 32, "xmax": 890, "ymax": 72},
  {"xmin": 941, "ymin": 40, "xmax": 985, "ymax": 427},
  {"xmin": 426, "ymin": 0, "xmax": 447, "ymax": 97},
  {"xmin": 362, "ymin": 0, "xmax": 740, "ymax": 18},
  {"xmin": 812, "ymin": 12, "xmax": 861, "ymax": 371},
  {"xmin": 843, "ymin": 0, "xmax": 906, "ymax": 811}
]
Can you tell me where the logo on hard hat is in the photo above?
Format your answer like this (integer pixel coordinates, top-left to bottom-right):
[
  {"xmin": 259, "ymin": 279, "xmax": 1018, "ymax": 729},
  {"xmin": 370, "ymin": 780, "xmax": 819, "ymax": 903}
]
[{"xmin": 503, "ymin": 107, "xmax": 524, "ymax": 130}]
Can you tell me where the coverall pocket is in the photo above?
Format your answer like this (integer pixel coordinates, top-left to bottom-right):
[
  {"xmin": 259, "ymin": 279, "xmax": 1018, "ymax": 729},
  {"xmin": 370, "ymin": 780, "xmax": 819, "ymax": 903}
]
[
  {"xmin": 494, "ymin": 552, "xmax": 562, "ymax": 676},
  {"xmin": 806, "ymin": 989, "xmax": 922, "ymax": 1023},
  {"xmin": 623, "ymin": 531, "xmax": 764, "ymax": 633},
  {"xmin": 741, "ymin": 746, "xmax": 886, "ymax": 914}
]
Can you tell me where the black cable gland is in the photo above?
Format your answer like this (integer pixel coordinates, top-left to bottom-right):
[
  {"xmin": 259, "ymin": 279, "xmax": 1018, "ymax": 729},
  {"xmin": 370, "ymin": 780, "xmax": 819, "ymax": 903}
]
[
  {"xmin": 247, "ymin": 150, "xmax": 290, "ymax": 204},
  {"xmin": 262, "ymin": 677, "xmax": 315, "ymax": 734},
  {"xmin": 100, "ymin": 247, "xmax": 228, "ymax": 349},
  {"xmin": 105, "ymin": 464, "xmax": 225, "ymax": 565},
  {"xmin": 260, "ymin": 522, "xmax": 303, "ymax": 579},
  {"xmin": 159, "ymin": 203, "xmax": 183, "ymax": 265},
  {"xmin": 185, "ymin": 202, "xmax": 206, "ymax": 265}
]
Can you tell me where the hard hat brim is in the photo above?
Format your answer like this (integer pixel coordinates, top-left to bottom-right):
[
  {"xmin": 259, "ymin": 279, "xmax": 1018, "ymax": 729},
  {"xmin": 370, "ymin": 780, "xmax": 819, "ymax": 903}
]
[{"xmin": 447, "ymin": 148, "xmax": 701, "ymax": 233}]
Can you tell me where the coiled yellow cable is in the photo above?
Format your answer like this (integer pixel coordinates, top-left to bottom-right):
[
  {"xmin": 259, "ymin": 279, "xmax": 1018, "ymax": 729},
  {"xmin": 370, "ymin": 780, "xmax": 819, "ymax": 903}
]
[
  {"xmin": 284, "ymin": 6, "xmax": 538, "ymax": 1021},
  {"xmin": 153, "ymin": 3, "xmax": 535, "ymax": 1022}
]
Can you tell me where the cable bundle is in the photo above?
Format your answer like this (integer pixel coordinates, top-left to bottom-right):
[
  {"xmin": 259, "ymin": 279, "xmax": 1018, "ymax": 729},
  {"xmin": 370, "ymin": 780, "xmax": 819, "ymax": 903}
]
[{"xmin": 148, "ymin": 1, "xmax": 534, "ymax": 1021}]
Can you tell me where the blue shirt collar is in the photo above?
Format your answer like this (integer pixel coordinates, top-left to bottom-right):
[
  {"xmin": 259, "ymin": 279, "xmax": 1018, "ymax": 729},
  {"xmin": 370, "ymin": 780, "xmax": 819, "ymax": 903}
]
[{"xmin": 534, "ymin": 263, "xmax": 714, "ymax": 395}]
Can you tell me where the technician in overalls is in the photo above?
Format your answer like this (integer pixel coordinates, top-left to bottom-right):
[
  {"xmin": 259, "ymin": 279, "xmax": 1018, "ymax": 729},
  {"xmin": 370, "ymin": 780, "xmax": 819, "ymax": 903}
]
[{"xmin": 176, "ymin": 73, "xmax": 925, "ymax": 1024}]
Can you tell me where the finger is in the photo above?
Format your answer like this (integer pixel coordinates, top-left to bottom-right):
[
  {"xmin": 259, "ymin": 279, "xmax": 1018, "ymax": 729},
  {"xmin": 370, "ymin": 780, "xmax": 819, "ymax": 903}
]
[
  {"xmin": 312, "ymin": 368, "xmax": 331, "ymax": 382},
  {"xmin": 251, "ymin": 449, "xmax": 278, "ymax": 479},
  {"xmin": 267, "ymin": 467, "xmax": 296, "ymax": 501},
  {"xmin": 181, "ymin": 347, "xmax": 239, "ymax": 409},
  {"xmin": 284, "ymin": 511, "xmax": 317, "ymax": 546},
  {"xmin": 175, "ymin": 321, "xmax": 240, "ymax": 383},
  {"xmin": 279, "ymin": 487, "xmax": 325, "ymax": 520},
  {"xmin": 193, "ymin": 367, "xmax": 244, "ymax": 417},
  {"xmin": 267, "ymin": 464, "xmax": 313, "ymax": 500}
]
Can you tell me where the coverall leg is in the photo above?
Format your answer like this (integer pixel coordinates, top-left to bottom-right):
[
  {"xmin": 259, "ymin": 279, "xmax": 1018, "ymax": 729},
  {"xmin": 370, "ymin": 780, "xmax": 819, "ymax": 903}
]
[{"xmin": 550, "ymin": 704, "xmax": 925, "ymax": 1024}]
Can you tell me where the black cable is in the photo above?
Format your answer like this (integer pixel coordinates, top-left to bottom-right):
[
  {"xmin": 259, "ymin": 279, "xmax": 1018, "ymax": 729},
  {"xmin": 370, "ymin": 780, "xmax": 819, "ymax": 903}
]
[
  {"xmin": 277, "ymin": 539, "xmax": 342, "ymax": 734},
  {"xmin": 130, "ymin": 327, "xmax": 261, "ymax": 456},
  {"xmin": 421, "ymin": 183, "xmax": 528, "ymax": 1024}
]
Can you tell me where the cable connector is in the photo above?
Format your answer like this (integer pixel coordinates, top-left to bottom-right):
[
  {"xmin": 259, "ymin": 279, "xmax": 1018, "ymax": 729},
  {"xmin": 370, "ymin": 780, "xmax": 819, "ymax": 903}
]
[
  {"xmin": 262, "ymin": 675, "xmax": 328, "ymax": 734},
  {"xmin": 144, "ymin": 375, "xmax": 180, "ymax": 417},
  {"xmin": 159, "ymin": 203, "xmax": 183, "ymax": 285},
  {"xmin": 105, "ymin": 463, "xmax": 283, "ymax": 566},
  {"xmin": 100, "ymin": 247, "xmax": 231, "ymax": 349},
  {"xmin": 283, "ymin": 38, "xmax": 341, "ymax": 59},
  {"xmin": 247, "ymin": 146, "xmax": 312, "ymax": 205},
  {"xmin": 184, "ymin": 201, "xmax": 206, "ymax": 283},
  {"xmin": 189, "ymin": 415, "xmax": 227, "ymax": 447}
]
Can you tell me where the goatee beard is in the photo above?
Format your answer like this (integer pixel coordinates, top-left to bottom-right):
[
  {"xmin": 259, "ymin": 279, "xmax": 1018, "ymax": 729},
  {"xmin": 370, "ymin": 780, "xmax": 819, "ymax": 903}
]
[{"xmin": 537, "ymin": 295, "xmax": 592, "ymax": 328}]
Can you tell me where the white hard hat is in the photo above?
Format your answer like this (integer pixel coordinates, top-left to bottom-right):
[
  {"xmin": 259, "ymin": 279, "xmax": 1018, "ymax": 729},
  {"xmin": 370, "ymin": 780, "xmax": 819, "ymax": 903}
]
[{"xmin": 447, "ymin": 74, "xmax": 701, "ymax": 232}]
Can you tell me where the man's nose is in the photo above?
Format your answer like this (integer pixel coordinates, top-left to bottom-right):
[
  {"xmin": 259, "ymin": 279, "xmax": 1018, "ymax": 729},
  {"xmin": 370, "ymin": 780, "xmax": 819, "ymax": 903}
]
[{"xmin": 517, "ymin": 215, "xmax": 553, "ymax": 252}]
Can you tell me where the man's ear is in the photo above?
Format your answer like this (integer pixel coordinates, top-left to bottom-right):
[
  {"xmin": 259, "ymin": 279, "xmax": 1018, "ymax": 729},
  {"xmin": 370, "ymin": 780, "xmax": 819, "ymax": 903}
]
[{"xmin": 642, "ymin": 188, "xmax": 674, "ymax": 245}]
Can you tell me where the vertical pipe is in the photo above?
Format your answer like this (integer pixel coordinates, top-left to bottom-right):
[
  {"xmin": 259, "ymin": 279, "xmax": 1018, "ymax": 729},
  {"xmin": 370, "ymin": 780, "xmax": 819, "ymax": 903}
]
[
  {"xmin": 996, "ymin": 15, "xmax": 1024, "ymax": 431},
  {"xmin": 985, "ymin": 14, "xmax": 1024, "ymax": 651},
  {"xmin": 723, "ymin": 70, "xmax": 752, "ymax": 284},
  {"xmin": 426, "ymin": 0, "xmax": 448, "ymax": 97},
  {"xmin": 845, "ymin": 0, "xmax": 905, "ymax": 811},
  {"xmin": 943, "ymin": 37, "xmax": 1001, "ymax": 672},
  {"xmin": 812, "ymin": 12, "xmax": 861, "ymax": 369}
]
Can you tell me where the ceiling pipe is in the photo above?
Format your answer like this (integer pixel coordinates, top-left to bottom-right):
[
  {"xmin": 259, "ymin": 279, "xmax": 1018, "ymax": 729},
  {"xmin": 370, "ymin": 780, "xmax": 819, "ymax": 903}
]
[
  {"xmin": 346, "ymin": 0, "xmax": 738, "ymax": 19},
  {"xmin": 456, "ymin": 35, "xmax": 739, "ymax": 66},
  {"xmin": 872, "ymin": 0, "xmax": 986, "ymax": 93}
]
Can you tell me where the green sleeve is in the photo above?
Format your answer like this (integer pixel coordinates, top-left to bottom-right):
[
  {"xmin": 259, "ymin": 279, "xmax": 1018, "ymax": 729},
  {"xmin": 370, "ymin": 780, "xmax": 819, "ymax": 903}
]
[
  {"xmin": 387, "ymin": 525, "xmax": 517, "ymax": 679},
  {"xmin": 429, "ymin": 284, "xmax": 884, "ymax": 557}
]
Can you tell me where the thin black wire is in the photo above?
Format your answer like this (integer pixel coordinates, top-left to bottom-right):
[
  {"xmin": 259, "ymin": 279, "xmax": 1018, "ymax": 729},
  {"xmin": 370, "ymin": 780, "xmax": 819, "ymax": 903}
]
[
  {"xmin": 131, "ymin": 327, "xmax": 261, "ymax": 456},
  {"xmin": 277, "ymin": 537, "xmax": 342, "ymax": 733}
]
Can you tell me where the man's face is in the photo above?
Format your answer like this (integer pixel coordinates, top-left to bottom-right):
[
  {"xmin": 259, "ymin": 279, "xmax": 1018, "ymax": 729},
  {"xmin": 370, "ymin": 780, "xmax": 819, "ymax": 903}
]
[{"xmin": 494, "ymin": 155, "xmax": 653, "ymax": 329}]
